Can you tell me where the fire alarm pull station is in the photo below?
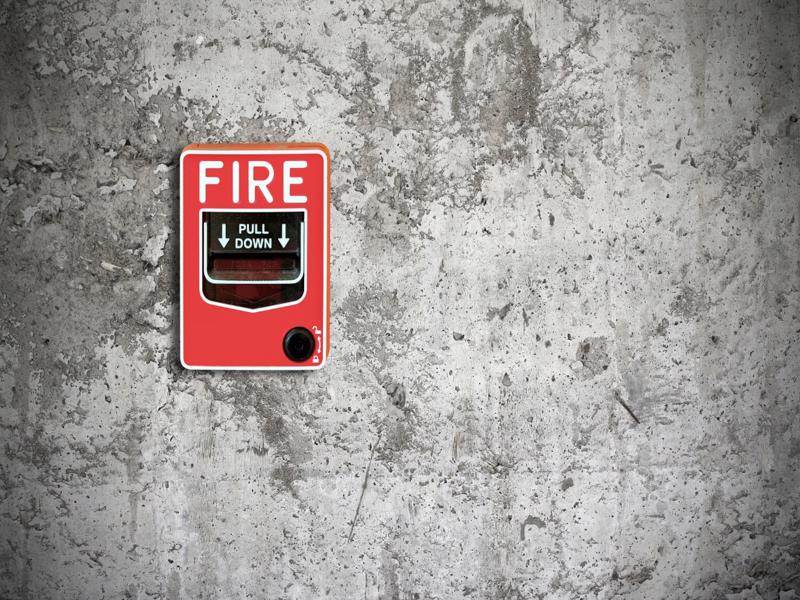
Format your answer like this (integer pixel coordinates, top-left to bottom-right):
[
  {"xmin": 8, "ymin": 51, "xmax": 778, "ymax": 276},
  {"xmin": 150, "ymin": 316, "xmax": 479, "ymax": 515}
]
[{"xmin": 180, "ymin": 143, "xmax": 330, "ymax": 369}]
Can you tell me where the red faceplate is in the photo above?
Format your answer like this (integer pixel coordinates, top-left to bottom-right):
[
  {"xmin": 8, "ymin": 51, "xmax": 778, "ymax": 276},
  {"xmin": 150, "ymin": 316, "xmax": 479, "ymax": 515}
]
[{"xmin": 180, "ymin": 144, "xmax": 330, "ymax": 369}]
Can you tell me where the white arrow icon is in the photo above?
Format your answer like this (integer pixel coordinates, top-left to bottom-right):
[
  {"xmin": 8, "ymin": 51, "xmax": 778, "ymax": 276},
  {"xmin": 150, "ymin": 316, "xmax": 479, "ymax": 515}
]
[
  {"xmin": 218, "ymin": 223, "xmax": 229, "ymax": 248},
  {"xmin": 278, "ymin": 223, "xmax": 290, "ymax": 248}
]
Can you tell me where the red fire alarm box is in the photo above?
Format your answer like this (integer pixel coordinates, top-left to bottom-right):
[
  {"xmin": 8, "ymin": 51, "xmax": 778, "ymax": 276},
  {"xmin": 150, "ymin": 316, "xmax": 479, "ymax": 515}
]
[{"xmin": 180, "ymin": 143, "xmax": 330, "ymax": 369}]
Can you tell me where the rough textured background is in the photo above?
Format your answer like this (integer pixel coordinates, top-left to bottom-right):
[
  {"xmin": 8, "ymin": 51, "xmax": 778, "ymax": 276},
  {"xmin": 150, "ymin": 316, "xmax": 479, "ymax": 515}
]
[{"xmin": 1, "ymin": 0, "xmax": 799, "ymax": 598}]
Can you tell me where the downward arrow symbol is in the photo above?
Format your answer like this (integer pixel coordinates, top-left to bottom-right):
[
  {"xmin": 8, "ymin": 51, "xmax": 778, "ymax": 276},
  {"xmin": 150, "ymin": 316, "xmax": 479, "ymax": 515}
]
[
  {"xmin": 278, "ymin": 223, "xmax": 290, "ymax": 248},
  {"xmin": 218, "ymin": 223, "xmax": 229, "ymax": 248}
]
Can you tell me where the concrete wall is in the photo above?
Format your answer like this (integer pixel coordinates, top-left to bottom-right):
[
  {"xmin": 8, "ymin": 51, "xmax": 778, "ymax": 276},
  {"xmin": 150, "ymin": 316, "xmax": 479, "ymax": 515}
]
[{"xmin": 1, "ymin": 0, "xmax": 799, "ymax": 598}]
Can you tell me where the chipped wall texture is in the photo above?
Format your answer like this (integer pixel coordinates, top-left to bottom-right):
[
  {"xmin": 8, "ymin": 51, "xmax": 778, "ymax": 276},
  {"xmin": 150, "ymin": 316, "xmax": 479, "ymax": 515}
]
[{"xmin": 1, "ymin": 0, "xmax": 799, "ymax": 598}]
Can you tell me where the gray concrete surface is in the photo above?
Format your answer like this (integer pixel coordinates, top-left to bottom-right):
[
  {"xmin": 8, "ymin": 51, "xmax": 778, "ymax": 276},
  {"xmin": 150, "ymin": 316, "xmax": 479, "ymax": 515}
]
[{"xmin": 1, "ymin": 0, "xmax": 799, "ymax": 598}]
